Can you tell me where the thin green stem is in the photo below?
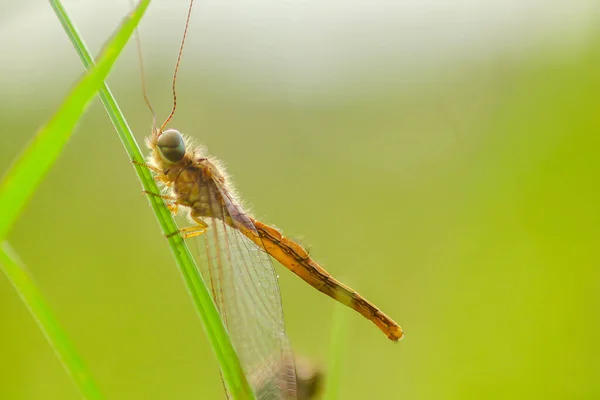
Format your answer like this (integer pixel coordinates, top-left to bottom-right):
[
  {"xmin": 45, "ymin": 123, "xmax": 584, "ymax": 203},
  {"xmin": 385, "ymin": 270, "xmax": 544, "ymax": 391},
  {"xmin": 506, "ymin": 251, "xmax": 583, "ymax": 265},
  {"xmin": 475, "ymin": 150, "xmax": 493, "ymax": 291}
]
[
  {"xmin": 323, "ymin": 302, "xmax": 349, "ymax": 400},
  {"xmin": 0, "ymin": 0, "xmax": 149, "ymax": 240},
  {"xmin": 49, "ymin": 1, "xmax": 254, "ymax": 398},
  {"xmin": 0, "ymin": 242, "xmax": 103, "ymax": 400},
  {"xmin": 0, "ymin": 2, "xmax": 151, "ymax": 398}
]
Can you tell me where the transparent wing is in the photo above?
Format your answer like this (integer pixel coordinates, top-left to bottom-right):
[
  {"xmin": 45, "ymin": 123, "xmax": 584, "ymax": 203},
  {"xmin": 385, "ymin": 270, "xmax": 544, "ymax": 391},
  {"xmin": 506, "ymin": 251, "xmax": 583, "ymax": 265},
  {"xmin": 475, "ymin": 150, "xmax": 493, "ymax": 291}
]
[{"xmin": 194, "ymin": 193, "xmax": 297, "ymax": 399}]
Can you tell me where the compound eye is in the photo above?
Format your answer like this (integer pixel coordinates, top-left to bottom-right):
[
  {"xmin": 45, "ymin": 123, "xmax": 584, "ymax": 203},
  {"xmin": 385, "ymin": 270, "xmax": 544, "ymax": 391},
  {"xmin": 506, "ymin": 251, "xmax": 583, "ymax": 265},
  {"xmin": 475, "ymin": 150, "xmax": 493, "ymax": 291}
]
[{"xmin": 157, "ymin": 129, "xmax": 185, "ymax": 162}]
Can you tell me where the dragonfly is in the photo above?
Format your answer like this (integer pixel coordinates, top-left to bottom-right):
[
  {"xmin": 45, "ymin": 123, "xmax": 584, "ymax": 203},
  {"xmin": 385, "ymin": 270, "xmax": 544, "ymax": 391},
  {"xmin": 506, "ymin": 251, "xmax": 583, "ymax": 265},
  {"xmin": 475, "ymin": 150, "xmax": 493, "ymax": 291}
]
[{"xmin": 136, "ymin": 0, "xmax": 403, "ymax": 398}]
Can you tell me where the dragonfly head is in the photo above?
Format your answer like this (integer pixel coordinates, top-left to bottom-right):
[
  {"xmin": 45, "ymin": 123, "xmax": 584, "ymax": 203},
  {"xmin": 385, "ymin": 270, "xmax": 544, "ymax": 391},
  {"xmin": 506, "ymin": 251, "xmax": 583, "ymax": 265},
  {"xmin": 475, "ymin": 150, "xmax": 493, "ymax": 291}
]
[{"xmin": 156, "ymin": 129, "xmax": 186, "ymax": 163}]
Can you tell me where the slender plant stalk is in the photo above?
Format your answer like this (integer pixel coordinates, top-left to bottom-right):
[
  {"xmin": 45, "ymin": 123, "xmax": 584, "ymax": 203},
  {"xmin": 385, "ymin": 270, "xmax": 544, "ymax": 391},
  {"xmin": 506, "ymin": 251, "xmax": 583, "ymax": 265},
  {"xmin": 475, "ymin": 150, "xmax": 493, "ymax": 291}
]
[
  {"xmin": 49, "ymin": 1, "xmax": 254, "ymax": 398},
  {"xmin": 323, "ymin": 302, "xmax": 349, "ymax": 400},
  {"xmin": 0, "ymin": 2, "xmax": 152, "ymax": 398},
  {"xmin": 0, "ymin": 242, "xmax": 103, "ymax": 400},
  {"xmin": 0, "ymin": 0, "xmax": 149, "ymax": 240}
]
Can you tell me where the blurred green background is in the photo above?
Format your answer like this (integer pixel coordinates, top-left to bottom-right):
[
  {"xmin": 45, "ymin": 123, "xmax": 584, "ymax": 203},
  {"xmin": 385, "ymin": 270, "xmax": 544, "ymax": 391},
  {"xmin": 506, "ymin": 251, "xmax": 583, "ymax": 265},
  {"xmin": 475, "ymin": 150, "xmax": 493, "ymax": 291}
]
[{"xmin": 1, "ymin": 0, "xmax": 600, "ymax": 399}]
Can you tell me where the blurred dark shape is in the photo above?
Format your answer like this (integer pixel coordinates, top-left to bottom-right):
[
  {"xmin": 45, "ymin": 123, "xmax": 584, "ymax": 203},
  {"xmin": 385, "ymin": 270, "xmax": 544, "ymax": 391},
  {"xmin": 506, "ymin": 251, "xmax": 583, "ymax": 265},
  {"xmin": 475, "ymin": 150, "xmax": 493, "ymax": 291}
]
[
  {"xmin": 251, "ymin": 353, "xmax": 323, "ymax": 400},
  {"xmin": 294, "ymin": 355, "xmax": 324, "ymax": 400}
]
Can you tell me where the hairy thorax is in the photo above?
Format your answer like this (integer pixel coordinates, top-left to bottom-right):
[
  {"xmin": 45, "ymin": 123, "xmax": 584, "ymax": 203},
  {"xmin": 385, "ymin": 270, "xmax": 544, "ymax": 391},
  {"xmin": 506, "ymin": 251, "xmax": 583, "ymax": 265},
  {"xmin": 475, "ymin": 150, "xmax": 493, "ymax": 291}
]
[{"xmin": 164, "ymin": 159, "xmax": 230, "ymax": 224}]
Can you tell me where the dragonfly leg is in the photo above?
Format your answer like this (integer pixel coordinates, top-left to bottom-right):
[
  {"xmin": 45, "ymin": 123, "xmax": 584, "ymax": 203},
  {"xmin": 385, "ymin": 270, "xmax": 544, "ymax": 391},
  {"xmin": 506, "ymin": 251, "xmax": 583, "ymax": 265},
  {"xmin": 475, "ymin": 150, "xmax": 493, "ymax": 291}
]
[
  {"xmin": 132, "ymin": 160, "xmax": 172, "ymax": 185},
  {"xmin": 143, "ymin": 190, "xmax": 177, "ymax": 201},
  {"xmin": 167, "ymin": 217, "xmax": 209, "ymax": 239},
  {"xmin": 143, "ymin": 191, "xmax": 181, "ymax": 214},
  {"xmin": 156, "ymin": 176, "xmax": 172, "ymax": 185},
  {"xmin": 182, "ymin": 215, "xmax": 209, "ymax": 238},
  {"xmin": 131, "ymin": 160, "xmax": 161, "ymax": 173}
]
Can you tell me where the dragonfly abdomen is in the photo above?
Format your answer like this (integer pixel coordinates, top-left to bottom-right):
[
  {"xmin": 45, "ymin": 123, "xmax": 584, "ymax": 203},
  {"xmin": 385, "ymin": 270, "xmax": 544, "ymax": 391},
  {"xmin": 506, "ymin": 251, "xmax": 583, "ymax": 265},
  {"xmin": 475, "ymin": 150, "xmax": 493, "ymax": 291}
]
[{"xmin": 249, "ymin": 218, "xmax": 404, "ymax": 342}]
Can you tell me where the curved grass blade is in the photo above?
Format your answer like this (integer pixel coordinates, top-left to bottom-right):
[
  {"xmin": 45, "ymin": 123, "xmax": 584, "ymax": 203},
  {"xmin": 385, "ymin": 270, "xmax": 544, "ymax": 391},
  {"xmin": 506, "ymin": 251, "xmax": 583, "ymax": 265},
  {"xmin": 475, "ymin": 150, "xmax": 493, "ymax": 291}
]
[
  {"xmin": 0, "ymin": 0, "xmax": 150, "ymax": 240},
  {"xmin": 323, "ymin": 302, "xmax": 349, "ymax": 400},
  {"xmin": 0, "ymin": 242, "xmax": 103, "ymax": 400},
  {"xmin": 0, "ymin": 3, "xmax": 150, "ymax": 399},
  {"xmin": 49, "ymin": 1, "xmax": 255, "ymax": 398}
]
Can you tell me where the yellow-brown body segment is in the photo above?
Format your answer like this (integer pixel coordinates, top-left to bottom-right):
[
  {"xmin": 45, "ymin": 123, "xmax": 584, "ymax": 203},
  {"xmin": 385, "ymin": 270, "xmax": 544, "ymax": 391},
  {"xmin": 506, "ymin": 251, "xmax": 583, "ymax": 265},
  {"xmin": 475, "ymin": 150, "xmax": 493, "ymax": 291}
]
[{"xmin": 241, "ymin": 219, "xmax": 404, "ymax": 342}]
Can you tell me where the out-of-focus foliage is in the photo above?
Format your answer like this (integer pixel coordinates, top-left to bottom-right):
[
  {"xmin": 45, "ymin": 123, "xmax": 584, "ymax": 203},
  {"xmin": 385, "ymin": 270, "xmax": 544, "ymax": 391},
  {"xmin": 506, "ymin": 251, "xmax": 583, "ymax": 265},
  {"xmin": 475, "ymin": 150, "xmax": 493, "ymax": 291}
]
[{"xmin": 0, "ymin": 1, "xmax": 598, "ymax": 399}]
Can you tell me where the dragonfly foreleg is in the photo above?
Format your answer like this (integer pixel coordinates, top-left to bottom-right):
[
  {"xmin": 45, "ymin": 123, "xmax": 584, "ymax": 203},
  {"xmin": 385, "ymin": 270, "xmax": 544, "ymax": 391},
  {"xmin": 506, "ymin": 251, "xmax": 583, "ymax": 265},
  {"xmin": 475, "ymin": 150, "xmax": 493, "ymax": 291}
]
[
  {"xmin": 131, "ymin": 160, "xmax": 172, "ymax": 186},
  {"xmin": 131, "ymin": 159, "xmax": 161, "ymax": 173}
]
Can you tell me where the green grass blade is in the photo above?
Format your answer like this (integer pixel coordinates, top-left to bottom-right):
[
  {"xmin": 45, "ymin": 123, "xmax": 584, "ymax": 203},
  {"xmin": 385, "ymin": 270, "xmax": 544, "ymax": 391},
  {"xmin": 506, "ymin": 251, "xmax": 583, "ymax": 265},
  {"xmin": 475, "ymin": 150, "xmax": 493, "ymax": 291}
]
[
  {"xmin": 0, "ymin": 242, "xmax": 103, "ymax": 400},
  {"xmin": 0, "ymin": 0, "xmax": 150, "ymax": 240},
  {"xmin": 0, "ymin": 3, "xmax": 150, "ymax": 399},
  {"xmin": 49, "ymin": 1, "xmax": 255, "ymax": 398},
  {"xmin": 323, "ymin": 302, "xmax": 349, "ymax": 400}
]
